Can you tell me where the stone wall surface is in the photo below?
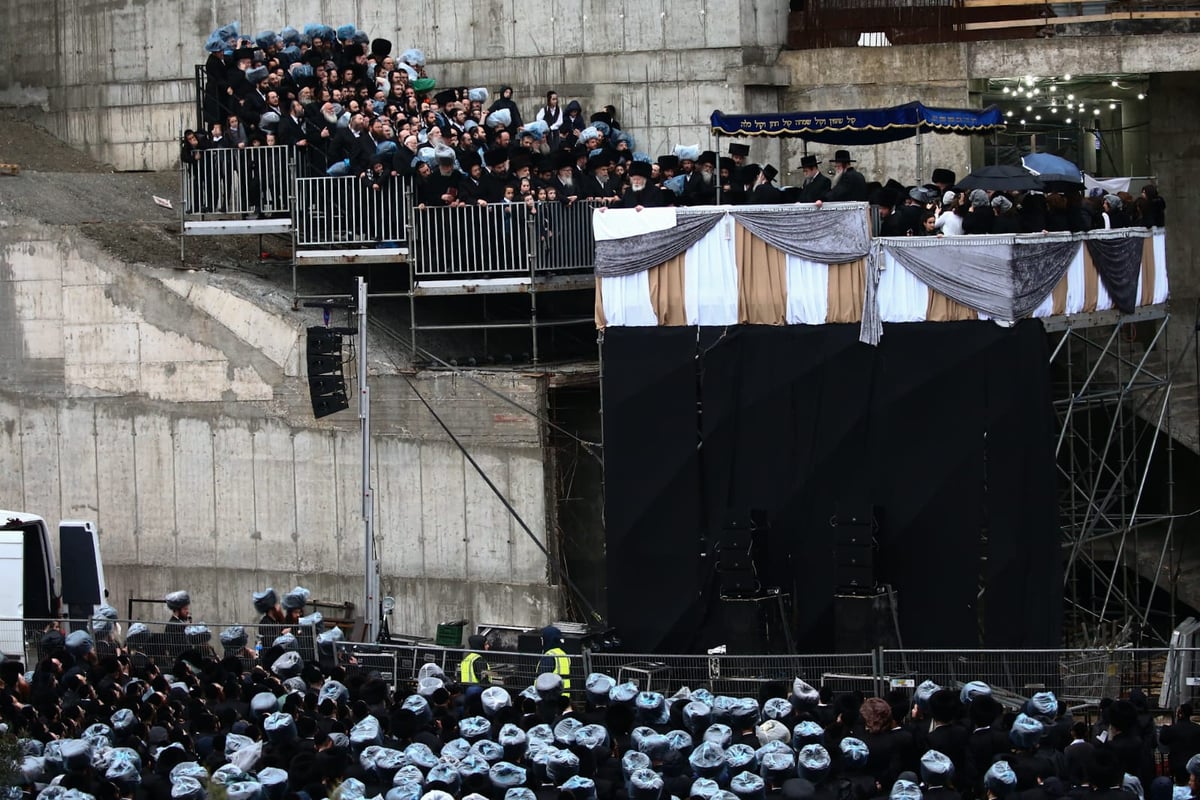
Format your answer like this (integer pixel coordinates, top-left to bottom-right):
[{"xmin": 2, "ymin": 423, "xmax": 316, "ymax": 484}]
[{"xmin": 0, "ymin": 217, "xmax": 560, "ymax": 633}]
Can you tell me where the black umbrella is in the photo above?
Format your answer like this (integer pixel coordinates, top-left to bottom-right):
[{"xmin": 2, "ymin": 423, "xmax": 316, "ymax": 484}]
[{"xmin": 957, "ymin": 165, "xmax": 1045, "ymax": 192}]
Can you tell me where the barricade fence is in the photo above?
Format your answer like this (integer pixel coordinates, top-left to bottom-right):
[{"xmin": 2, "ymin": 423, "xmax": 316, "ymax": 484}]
[
  {"xmin": 181, "ymin": 143, "xmax": 293, "ymax": 218},
  {"xmin": 5, "ymin": 614, "xmax": 1197, "ymax": 709},
  {"xmin": 0, "ymin": 617, "xmax": 321, "ymax": 672},
  {"xmin": 296, "ymin": 175, "xmax": 411, "ymax": 248},
  {"xmin": 410, "ymin": 198, "xmax": 602, "ymax": 277}
]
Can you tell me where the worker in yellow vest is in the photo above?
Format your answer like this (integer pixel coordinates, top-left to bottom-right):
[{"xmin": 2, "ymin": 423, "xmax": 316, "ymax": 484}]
[
  {"xmin": 459, "ymin": 634, "xmax": 490, "ymax": 684},
  {"xmin": 538, "ymin": 625, "xmax": 571, "ymax": 691}
]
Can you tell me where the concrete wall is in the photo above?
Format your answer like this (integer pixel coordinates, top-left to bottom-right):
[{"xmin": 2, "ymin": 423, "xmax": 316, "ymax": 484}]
[
  {"xmin": 0, "ymin": 0, "xmax": 789, "ymax": 171},
  {"xmin": 0, "ymin": 218, "xmax": 561, "ymax": 633}
]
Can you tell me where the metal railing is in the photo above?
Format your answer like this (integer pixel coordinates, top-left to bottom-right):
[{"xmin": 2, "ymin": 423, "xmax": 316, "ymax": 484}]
[
  {"xmin": 332, "ymin": 639, "xmax": 588, "ymax": 696},
  {"xmin": 410, "ymin": 198, "xmax": 602, "ymax": 277},
  {"xmin": 295, "ymin": 175, "xmax": 411, "ymax": 248},
  {"xmin": 788, "ymin": 0, "xmax": 1200, "ymax": 47},
  {"xmin": 1, "ymin": 617, "xmax": 321, "ymax": 671},
  {"xmin": 181, "ymin": 143, "xmax": 294, "ymax": 218},
  {"xmin": 11, "ymin": 609, "xmax": 1196, "ymax": 709},
  {"xmin": 585, "ymin": 651, "xmax": 880, "ymax": 697}
]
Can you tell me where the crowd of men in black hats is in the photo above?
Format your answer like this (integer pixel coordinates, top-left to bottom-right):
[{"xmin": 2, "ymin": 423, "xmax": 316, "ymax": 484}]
[
  {"xmin": 182, "ymin": 20, "xmax": 1169, "ymax": 240},
  {"xmin": 8, "ymin": 583, "xmax": 1200, "ymax": 800}
]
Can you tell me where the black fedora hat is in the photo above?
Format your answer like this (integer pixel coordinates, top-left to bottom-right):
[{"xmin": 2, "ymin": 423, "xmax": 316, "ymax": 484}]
[
  {"xmin": 833, "ymin": 149, "xmax": 856, "ymax": 164},
  {"xmin": 799, "ymin": 155, "xmax": 821, "ymax": 169}
]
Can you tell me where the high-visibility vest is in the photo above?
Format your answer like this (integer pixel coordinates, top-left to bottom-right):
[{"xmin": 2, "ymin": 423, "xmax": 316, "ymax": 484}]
[
  {"xmin": 546, "ymin": 646, "xmax": 571, "ymax": 689},
  {"xmin": 460, "ymin": 652, "xmax": 482, "ymax": 684}
]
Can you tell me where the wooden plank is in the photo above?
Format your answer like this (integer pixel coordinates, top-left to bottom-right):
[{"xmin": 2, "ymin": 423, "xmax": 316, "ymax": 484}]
[
  {"xmin": 964, "ymin": 11, "xmax": 1126, "ymax": 27},
  {"xmin": 966, "ymin": 0, "xmax": 1096, "ymax": 7},
  {"xmin": 963, "ymin": 7, "xmax": 1195, "ymax": 26}
]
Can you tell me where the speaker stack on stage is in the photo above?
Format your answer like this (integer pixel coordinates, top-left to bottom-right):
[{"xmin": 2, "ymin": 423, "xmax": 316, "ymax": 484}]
[
  {"xmin": 714, "ymin": 511, "xmax": 795, "ymax": 654},
  {"xmin": 306, "ymin": 326, "xmax": 350, "ymax": 419},
  {"xmin": 831, "ymin": 503, "xmax": 901, "ymax": 652}
]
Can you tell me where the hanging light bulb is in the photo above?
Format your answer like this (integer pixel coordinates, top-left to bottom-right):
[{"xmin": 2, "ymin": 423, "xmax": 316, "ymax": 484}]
[
  {"xmin": 1050, "ymin": 107, "xmax": 1057, "ymax": 113},
  {"xmin": 1063, "ymin": 73, "xmax": 1072, "ymax": 80},
  {"xmin": 1035, "ymin": 114, "xmax": 1042, "ymax": 121},
  {"xmin": 1094, "ymin": 108, "xmax": 1101, "ymax": 115},
  {"xmin": 1137, "ymin": 92, "xmax": 1145, "ymax": 100},
  {"xmin": 1033, "ymin": 88, "xmax": 1040, "ymax": 95},
  {"xmin": 1003, "ymin": 86, "xmax": 1010, "ymax": 94},
  {"xmin": 1026, "ymin": 105, "xmax": 1032, "ymax": 111},
  {"xmin": 1065, "ymin": 117, "xmax": 1072, "ymax": 124},
  {"xmin": 1025, "ymin": 74, "xmax": 1035, "ymax": 85},
  {"xmin": 1049, "ymin": 85, "xmax": 1057, "ymax": 92},
  {"xmin": 1111, "ymin": 79, "xmax": 1119, "ymax": 87},
  {"xmin": 1109, "ymin": 102, "xmax": 1116, "ymax": 109},
  {"xmin": 1020, "ymin": 119, "xmax": 1027, "ymax": 125},
  {"xmin": 1006, "ymin": 110, "xmax": 1014, "ymax": 117},
  {"xmin": 1067, "ymin": 93, "xmax": 1075, "ymax": 100}
]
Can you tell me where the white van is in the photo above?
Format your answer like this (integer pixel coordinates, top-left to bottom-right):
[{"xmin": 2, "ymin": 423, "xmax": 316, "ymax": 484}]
[{"xmin": 0, "ymin": 511, "xmax": 107, "ymax": 660}]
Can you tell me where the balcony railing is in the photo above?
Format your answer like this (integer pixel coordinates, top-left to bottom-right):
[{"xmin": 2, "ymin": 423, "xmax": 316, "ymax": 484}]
[{"xmin": 788, "ymin": 0, "xmax": 1200, "ymax": 47}]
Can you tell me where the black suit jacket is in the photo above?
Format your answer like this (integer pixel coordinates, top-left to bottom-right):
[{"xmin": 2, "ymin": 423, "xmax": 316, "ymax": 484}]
[
  {"xmin": 827, "ymin": 168, "xmax": 868, "ymax": 202},
  {"xmin": 1160, "ymin": 718, "xmax": 1200, "ymax": 782},
  {"xmin": 798, "ymin": 173, "xmax": 832, "ymax": 203}
]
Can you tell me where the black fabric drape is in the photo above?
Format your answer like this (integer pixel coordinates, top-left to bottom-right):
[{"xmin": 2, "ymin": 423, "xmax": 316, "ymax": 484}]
[
  {"xmin": 601, "ymin": 328, "xmax": 703, "ymax": 653},
  {"xmin": 603, "ymin": 321, "xmax": 1062, "ymax": 652},
  {"xmin": 1085, "ymin": 236, "xmax": 1143, "ymax": 313}
]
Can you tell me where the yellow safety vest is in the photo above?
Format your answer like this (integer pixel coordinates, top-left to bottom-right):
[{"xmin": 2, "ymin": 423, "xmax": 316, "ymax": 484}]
[
  {"xmin": 460, "ymin": 652, "xmax": 482, "ymax": 684},
  {"xmin": 546, "ymin": 646, "xmax": 571, "ymax": 689}
]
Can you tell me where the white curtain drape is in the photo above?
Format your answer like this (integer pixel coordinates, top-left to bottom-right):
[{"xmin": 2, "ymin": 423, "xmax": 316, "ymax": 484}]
[
  {"xmin": 601, "ymin": 272, "xmax": 658, "ymax": 326},
  {"xmin": 785, "ymin": 255, "xmax": 829, "ymax": 325},
  {"xmin": 685, "ymin": 217, "xmax": 739, "ymax": 325}
]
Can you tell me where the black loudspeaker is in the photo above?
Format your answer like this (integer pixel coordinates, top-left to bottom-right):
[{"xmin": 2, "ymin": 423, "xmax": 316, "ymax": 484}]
[
  {"xmin": 832, "ymin": 503, "xmax": 876, "ymax": 594},
  {"xmin": 717, "ymin": 512, "xmax": 769, "ymax": 598},
  {"xmin": 834, "ymin": 590, "xmax": 900, "ymax": 652},
  {"xmin": 306, "ymin": 327, "xmax": 349, "ymax": 419},
  {"xmin": 712, "ymin": 593, "xmax": 793, "ymax": 654}
]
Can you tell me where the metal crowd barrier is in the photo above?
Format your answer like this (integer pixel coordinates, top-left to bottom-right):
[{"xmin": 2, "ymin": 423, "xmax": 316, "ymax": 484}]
[
  {"xmin": 411, "ymin": 198, "xmax": 603, "ymax": 277},
  {"xmin": 585, "ymin": 651, "xmax": 880, "ymax": 697},
  {"xmin": 6, "ymin": 612, "xmax": 1197, "ymax": 710},
  {"xmin": 295, "ymin": 175, "xmax": 410, "ymax": 247},
  {"xmin": 181, "ymin": 143, "xmax": 294, "ymax": 218},
  {"xmin": 333, "ymin": 640, "xmax": 587, "ymax": 697},
  {"xmin": 0, "ymin": 617, "xmax": 320, "ymax": 671}
]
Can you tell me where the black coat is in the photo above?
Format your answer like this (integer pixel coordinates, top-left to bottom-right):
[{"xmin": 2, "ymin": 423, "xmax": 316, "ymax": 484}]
[
  {"xmin": 618, "ymin": 185, "xmax": 668, "ymax": 208},
  {"xmin": 799, "ymin": 173, "xmax": 832, "ymax": 203},
  {"xmin": 827, "ymin": 168, "xmax": 868, "ymax": 202},
  {"xmin": 1159, "ymin": 719, "xmax": 1200, "ymax": 783}
]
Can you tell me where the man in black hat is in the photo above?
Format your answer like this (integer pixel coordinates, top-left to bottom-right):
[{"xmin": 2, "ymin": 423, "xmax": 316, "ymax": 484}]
[
  {"xmin": 581, "ymin": 153, "xmax": 620, "ymax": 204},
  {"xmin": 684, "ymin": 150, "xmax": 718, "ymax": 206},
  {"xmin": 749, "ymin": 165, "xmax": 783, "ymax": 205},
  {"xmin": 729, "ymin": 142, "xmax": 750, "ymax": 168},
  {"xmin": 618, "ymin": 161, "xmax": 667, "ymax": 209},
  {"xmin": 797, "ymin": 155, "xmax": 830, "ymax": 203},
  {"xmin": 932, "ymin": 168, "xmax": 957, "ymax": 195},
  {"xmin": 457, "ymin": 150, "xmax": 489, "ymax": 206},
  {"xmin": 549, "ymin": 150, "xmax": 580, "ymax": 204},
  {"xmin": 483, "ymin": 147, "xmax": 512, "ymax": 203},
  {"xmin": 825, "ymin": 149, "xmax": 868, "ymax": 202}
]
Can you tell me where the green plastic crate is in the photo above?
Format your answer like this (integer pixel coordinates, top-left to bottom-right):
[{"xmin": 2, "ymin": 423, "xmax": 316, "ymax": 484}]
[{"xmin": 436, "ymin": 620, "xmax": 467, "ymax": 647}]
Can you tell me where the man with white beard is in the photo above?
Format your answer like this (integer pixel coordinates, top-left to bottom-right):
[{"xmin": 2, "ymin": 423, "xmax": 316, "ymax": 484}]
[
  {"xmin": 550, "ymin": 151, "xmax": 580, "ymax": 204},
  {"xmin": 684, "ymin": 150, "xmax": 718, "ymax": 206},
  {"xmin": 618, "ymin": 160, "xmax": 667, "ymax": 209}
]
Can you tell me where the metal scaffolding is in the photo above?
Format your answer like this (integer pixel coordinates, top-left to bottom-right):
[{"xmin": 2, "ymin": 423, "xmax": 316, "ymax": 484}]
[{"xmin": 1046, "ymin": 305, "xmax": 1177, "ymax": 647}]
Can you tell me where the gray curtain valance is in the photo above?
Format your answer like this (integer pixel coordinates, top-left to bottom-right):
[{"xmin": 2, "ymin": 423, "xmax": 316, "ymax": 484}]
[
  {"xmin": 728, "ymin": 205, "xmax": 872, "ymax": 264},
  {"xmin": 594, "ymin": 213, "xmax": 720, "ymax": 277},
  {"xmin": 860, "ymin": 230, "xmax": 1150, "ymax": 345},
  {"xmin": 593, "ymin": 202, "xmax": 872, "ymax": 278}
]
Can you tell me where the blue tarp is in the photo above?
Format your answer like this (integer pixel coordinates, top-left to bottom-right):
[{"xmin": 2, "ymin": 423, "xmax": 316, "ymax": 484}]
[{"xmin": 710, "ymin": 102, "xmax": 1005, "ymax": 145}]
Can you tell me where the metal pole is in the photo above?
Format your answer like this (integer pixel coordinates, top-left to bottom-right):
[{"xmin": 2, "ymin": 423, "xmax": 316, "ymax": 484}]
[{"xmin": 358, "ymin": 277, "xmax": 380, "ymax": 641}]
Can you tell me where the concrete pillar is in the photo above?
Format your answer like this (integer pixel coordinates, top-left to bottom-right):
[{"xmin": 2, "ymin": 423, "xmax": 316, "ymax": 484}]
[{"xmin": 1148, "ymin": 72, "xmax": 1200, "ymax": 299}]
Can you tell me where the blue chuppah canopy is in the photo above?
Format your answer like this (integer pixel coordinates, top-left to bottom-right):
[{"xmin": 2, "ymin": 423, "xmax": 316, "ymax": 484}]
[{"xmin": 710, "ymin": 101, "xmax": 1005, "ymax": 145}]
